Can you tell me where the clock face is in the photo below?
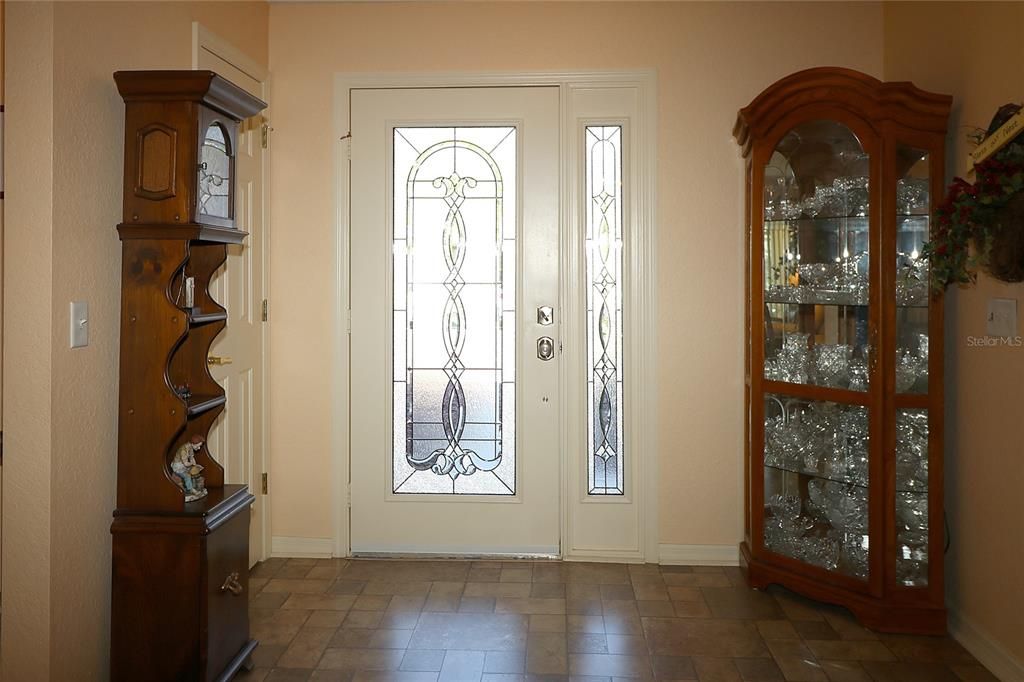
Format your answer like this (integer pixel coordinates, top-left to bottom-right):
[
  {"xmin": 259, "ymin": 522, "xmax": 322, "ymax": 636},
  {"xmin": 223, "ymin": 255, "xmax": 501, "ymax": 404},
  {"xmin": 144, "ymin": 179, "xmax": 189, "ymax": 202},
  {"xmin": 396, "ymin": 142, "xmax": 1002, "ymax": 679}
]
[{"xmin": 198, "ymin": 123, "xmax": 231, "ymax": 219}]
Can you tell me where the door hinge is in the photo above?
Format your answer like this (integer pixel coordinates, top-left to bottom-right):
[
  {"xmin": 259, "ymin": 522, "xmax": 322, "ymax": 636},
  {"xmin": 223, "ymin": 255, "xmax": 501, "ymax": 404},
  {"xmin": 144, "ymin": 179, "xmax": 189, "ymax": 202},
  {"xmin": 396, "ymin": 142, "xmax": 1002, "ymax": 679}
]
[
  {"xmin": 347, "ymin": 483, "xmax": 352, "ymax": 508},
  {"xmin": 262, "ymin": 299, "xmax": 269, "ymax": 322},
  {"xmin": 261, "ymin": 122, "xmax": 271, "ymax": 150},
  {"xmin": 346, "ymin": 309, "xmax": 352, "ymax": 334},
  {"xmin": 341, "ymin": 132, "xmax": 352, "ymax": 160},
  {"xmin": 261, "ymin": 472, "xmax": 269, "ymax": 495}
]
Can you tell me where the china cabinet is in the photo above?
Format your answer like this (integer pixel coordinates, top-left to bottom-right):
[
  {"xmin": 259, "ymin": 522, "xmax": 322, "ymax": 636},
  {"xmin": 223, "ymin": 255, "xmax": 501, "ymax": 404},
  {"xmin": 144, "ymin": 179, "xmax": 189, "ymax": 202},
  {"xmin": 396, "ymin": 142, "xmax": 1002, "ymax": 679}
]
[
  {"xmin": 734, "ymin": 68, "xmax": 951, "ymax": 634},
  {"xmin": 111, "ymin": 70, "xmax": 266, "ymax": 680}
]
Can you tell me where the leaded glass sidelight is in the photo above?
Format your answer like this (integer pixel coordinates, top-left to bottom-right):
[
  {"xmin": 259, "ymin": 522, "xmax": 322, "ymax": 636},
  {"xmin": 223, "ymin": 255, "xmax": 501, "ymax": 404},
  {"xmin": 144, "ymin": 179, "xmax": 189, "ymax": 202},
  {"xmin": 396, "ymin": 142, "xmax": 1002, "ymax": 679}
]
[
  {"xmin": 392, "ymin": 127, "xmax": 517, "ymax": 495},
  {"xmin": 586, "ymin": 126, "xmax": 625, "ymax": 495}
]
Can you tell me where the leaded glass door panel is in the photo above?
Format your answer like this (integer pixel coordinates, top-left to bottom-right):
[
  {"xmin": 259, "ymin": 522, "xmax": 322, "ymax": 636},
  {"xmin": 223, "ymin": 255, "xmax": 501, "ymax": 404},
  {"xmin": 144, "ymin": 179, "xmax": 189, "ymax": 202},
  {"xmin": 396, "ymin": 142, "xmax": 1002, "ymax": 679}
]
[{"xmin": 350, "ymin": 87, "xmax": 560, "ymax": 554}]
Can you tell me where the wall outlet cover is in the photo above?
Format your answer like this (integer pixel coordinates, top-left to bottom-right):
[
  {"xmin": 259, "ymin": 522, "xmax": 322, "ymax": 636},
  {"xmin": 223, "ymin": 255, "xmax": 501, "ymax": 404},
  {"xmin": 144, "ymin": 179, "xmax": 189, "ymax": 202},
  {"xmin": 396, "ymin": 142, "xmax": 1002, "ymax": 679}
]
[{"xmin": 986, "ymin": 298, "xmax": 1018, "ymax": 338}]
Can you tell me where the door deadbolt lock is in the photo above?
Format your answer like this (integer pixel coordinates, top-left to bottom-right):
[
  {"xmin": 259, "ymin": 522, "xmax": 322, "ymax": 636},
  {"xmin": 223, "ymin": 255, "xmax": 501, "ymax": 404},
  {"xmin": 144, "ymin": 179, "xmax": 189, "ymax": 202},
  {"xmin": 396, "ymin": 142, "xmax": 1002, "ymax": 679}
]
[
  {"xmin": 537, "ymin": 306, "xmax": 554, "ymax": 326},
  {"xmin": 537, "ymin": 336, "xmax": 555, "ymax": 361}
]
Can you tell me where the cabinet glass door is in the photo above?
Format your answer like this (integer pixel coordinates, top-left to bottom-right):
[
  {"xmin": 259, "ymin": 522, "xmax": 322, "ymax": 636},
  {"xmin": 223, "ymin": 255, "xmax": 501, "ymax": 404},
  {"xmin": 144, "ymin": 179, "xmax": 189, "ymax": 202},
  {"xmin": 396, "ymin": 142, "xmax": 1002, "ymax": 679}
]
[
  {"xmin": 894, "ymin": 145, "xmax": 932, "ymax": 587},
  {"xmin": 761, "ymin": 120, "xmax": 872, "ymax": 580}
]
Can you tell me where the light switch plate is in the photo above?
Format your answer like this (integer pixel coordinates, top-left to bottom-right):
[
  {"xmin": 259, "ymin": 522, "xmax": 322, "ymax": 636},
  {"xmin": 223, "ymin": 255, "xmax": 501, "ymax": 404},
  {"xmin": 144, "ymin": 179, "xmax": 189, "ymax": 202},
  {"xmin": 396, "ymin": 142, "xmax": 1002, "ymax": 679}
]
[
  {"xmin": 70, "ymin": 301, "xmax": 89, "ymax": 348},
  {"xmin": 987, "ymin": 298, "xmax": 1017, "ymax": 338}
]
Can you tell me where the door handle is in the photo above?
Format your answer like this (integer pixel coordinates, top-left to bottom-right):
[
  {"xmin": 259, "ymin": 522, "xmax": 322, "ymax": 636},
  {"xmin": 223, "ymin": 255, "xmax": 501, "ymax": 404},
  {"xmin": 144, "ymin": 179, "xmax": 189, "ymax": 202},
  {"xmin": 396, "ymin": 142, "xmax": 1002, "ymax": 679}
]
[
  {"xmin": 207, "ymin": 355, "xmax": 233, "ymax": 366},
  {"xmin": 537, "ymin": 337, "xmax": 555, "ymax": 361}
]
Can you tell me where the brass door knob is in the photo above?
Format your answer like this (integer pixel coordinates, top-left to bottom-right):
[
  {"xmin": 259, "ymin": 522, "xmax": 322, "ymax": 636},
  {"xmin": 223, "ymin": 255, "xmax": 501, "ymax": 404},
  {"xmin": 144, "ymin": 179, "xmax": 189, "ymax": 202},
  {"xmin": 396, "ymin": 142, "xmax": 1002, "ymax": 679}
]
[
  {"xmin": 207, "ymin": 356, "xmax": 233, "ymax": 366},
  {"xmin": 220, "ymin": 572, "xmax": 243, "ymax": 596}
]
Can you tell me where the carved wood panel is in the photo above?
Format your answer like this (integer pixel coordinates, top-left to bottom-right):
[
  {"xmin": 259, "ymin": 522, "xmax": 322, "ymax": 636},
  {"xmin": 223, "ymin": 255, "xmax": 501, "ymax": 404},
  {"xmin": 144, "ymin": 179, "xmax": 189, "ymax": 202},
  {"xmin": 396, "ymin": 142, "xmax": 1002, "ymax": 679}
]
[{"xmin": 135, "ymin": 122, "xmax": 178, "ymax": 200}]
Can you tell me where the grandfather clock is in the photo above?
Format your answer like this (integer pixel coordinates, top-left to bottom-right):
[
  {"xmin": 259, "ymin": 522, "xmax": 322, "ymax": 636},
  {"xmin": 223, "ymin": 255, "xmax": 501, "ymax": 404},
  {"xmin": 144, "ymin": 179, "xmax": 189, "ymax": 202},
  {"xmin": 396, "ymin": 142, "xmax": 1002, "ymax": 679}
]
[{"xmin": 111, "ymin": 71, "xmax": 266, "ymax": 681}]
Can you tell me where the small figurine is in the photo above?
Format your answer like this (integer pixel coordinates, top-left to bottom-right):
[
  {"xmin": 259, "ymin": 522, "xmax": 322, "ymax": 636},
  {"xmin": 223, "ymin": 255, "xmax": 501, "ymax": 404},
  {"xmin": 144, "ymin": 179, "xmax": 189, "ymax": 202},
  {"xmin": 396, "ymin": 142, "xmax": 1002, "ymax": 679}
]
[{"xmin": 171, "ymin": 435, "xmax": 208, "ymax": 502}]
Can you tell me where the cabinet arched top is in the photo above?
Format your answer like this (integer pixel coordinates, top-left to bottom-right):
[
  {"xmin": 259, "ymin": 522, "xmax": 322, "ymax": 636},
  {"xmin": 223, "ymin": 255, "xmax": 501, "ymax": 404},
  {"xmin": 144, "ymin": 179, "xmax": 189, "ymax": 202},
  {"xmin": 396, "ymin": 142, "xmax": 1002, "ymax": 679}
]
[{"xmin": 733, "ymin": 67, "xmax": 951, "ymax": 157}]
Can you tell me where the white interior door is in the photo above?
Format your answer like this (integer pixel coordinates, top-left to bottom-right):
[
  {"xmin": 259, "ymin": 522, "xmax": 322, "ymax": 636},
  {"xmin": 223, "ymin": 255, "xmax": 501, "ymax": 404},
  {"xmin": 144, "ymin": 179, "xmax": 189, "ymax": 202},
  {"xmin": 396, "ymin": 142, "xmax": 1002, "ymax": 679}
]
[
  {"xmin": 197, "ymin": 45, "xmax": 268, "ymax": 567},
  {"xmin": 350, "ymin": 87, "xmax": 561, "ymax": 555}
]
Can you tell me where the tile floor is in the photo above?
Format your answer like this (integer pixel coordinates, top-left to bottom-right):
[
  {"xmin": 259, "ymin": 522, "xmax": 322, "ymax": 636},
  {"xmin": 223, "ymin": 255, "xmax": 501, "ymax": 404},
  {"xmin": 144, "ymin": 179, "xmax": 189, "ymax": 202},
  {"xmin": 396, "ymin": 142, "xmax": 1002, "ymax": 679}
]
[{"xmin": 238, "ymin": 558, "xmax": 996, "ymax": 682}]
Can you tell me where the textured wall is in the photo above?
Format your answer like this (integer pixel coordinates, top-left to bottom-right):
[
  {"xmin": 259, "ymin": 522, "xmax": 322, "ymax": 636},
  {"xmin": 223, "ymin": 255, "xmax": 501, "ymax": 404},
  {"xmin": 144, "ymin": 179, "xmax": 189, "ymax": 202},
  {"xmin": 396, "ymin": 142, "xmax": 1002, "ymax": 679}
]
[
  {"xmin": 2, "ymin": 3, "xmax": 268, "ymax": 679},
  {"xmin": 3, "ymin": 3, "xmax": 55, "ymax": 679},
  {"xmin": 266, "ymin": 1, "xmax": 885, "ymax": 547},
  {"xmin": 885, "ymin": 1, "xmax": 1024, "ymax": 670}
]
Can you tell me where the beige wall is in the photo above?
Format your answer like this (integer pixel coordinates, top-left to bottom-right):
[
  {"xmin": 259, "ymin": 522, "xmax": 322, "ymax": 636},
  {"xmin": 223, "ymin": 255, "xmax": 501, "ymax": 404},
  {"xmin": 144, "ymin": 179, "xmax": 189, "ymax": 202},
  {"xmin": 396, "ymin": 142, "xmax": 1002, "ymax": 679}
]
[
  {"xmin": 885, "ymin": 2, "xmax": 1024, "ymax": 669},
  {"xmin": 4, "ymin": 3, "xmax": 55, "ymax": 679},
  {"xmin": 2, "ymin": 3, "xmax": 268, "ymax": 679},
  {"xmin": 266, "ymin": 2, "xmax": 884, "ymax": 545}
]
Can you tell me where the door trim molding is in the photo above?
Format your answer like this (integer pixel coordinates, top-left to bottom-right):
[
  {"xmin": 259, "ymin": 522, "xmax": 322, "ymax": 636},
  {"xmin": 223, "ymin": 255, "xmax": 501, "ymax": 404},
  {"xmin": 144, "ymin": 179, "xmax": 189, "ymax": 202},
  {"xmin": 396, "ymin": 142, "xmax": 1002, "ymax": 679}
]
[
  {"xmin": 192, "ymin": 22, "xmax": 268, "ymax": 82},
  {"xmin": 334, "ymin": 71, "xmax": 658, "ymax": 562}
]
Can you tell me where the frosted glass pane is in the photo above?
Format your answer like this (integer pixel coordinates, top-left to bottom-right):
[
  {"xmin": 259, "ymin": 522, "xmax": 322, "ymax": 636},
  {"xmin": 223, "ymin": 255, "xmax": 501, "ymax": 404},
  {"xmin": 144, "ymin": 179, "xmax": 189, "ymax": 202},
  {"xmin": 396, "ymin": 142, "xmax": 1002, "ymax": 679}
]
[
  {"xmin": 393, "ymin": 126, "xmax": 517, "ymax": 495},
  {"xmin": 586, "ymin": 126, "xmax": 625, "ymax": 496}
]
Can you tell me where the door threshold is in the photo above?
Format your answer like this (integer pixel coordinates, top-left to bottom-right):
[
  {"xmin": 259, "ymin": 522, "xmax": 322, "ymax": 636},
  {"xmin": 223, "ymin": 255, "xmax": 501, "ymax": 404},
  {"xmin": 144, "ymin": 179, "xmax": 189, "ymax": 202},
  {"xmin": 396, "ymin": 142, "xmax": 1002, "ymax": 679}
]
[{"xmin": 351, "ymin": 551, "xmax": 562, "ymax": 561}]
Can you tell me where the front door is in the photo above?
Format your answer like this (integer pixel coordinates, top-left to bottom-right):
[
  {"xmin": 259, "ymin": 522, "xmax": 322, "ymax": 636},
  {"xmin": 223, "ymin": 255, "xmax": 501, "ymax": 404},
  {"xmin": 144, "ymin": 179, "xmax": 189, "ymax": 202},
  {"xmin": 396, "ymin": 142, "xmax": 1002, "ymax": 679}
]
[{"xmin": 350, "ymin": 87, "xmax": 561, "ymax": 555}]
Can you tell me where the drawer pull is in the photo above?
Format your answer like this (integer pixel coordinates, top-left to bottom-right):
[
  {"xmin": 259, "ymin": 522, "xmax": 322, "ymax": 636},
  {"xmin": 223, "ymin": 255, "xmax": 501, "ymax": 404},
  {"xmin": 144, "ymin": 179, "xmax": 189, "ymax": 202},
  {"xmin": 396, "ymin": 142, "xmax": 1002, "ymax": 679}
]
[{"xmin": 220, "ymin": 572, "xmax": 244, "ymax": 596}]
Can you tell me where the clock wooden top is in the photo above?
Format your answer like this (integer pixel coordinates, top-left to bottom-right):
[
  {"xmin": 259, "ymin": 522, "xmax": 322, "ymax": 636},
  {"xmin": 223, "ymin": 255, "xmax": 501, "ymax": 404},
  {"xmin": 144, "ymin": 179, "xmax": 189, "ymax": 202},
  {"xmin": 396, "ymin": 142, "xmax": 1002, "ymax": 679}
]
[{"xmin": 113, "ymin": 70, "xmax": 266, "ymax": 122}]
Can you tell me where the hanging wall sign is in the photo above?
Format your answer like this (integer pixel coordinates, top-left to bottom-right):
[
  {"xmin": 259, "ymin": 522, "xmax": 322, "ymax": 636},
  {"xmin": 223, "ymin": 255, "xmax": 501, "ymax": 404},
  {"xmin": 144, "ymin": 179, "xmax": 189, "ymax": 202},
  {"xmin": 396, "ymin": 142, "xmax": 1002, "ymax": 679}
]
[{"xmin": 968, "ymin": 107, "xmax": 1024, "ymax": 173}]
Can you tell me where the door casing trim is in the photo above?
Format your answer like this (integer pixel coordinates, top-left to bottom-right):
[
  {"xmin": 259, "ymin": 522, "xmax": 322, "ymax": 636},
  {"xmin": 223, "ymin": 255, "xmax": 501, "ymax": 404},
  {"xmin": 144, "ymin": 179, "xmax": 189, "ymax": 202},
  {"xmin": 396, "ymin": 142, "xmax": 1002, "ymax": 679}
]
[{"xmin": 334, "ymin": 71, "xmax": 658, "ymax": 562}]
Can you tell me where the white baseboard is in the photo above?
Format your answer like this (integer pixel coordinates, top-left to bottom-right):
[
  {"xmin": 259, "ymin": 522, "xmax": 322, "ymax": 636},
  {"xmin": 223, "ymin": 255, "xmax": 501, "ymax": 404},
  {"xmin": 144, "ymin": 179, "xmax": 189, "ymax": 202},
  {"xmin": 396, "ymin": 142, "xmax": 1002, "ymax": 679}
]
[
  {"xmin": 949, "ymin": 607, "xmax": 1024, "ymax": 682},
  {"xmin": 659, "ymin": 543, "xmax": 740, "ymax": 566},
  {"xmin": 271, "ymin": 535, "xmax": 335, "ymax": 559},
  {"xmin": 563, "ymin": 549, "xmax": 645, "ymax": 564}
]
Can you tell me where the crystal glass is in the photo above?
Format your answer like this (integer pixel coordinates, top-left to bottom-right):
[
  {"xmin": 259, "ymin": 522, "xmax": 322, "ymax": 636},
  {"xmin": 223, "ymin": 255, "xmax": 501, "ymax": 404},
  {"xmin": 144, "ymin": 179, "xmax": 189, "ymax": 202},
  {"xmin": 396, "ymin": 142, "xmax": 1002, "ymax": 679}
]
[
  {"xmin": 813, "ymin": 344, "xmax": 853, "ymax": 388},
  {"xmin": 897, "ymin": 177, "xmax": 930, "ymax": 215},
  {"xmin": 763, "ymin": 121, "xmax": 871, "ymax": 392},
  {"xmin": 764, "ymin": 394, "xmax": 869, "ymax": 579},
  {"xmin": 764, "ymin": 317, "xmax": 869, "ymax": 391},
  {"xmin": 895, "ymin": 147, "xmax": 931, "ymax": 396},
  {"xmin": 764, "ymin": 165, "xmax": 787, "ymax": 221},
  {"xmin": 896, "ymin": 409, "xmax": 929, "ymax": 586}
]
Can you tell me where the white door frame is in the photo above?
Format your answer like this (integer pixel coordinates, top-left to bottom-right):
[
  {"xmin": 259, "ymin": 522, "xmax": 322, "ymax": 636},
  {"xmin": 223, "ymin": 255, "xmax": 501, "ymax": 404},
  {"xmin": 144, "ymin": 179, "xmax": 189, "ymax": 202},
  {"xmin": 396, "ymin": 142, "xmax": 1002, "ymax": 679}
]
[
  {"xmin": 334, "ymin": 71, "xmax": 658, "ymax": 562},
  {"xmin": 192, "ymin": 23, "xmax": 273, "ymax": 562}
]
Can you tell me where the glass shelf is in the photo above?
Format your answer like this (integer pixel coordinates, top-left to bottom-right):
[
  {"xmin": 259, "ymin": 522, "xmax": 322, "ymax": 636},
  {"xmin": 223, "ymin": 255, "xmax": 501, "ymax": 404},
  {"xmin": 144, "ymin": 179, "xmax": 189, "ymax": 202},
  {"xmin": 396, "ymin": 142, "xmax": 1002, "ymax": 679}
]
[
  {"xmin": 766, "ymin": 463, "xmax": 927, "ymax": 495},
  {"xmin": 765, "ymin": 293, "xmax": 929, "ymax": 308},
  {"xmin": 765, "ymin": 292, "xmax": 929, "ymax": 309},
  {"xmin": 766, "ymin": 289, "xmax": 868, "ymax": 306},
  {"xmin": 765, "ymin": 216, "xmax": 870, "ymax": 227},
  {"xmin": 765, "ymin": 213, "xmax": 931, "ymax": 226}
]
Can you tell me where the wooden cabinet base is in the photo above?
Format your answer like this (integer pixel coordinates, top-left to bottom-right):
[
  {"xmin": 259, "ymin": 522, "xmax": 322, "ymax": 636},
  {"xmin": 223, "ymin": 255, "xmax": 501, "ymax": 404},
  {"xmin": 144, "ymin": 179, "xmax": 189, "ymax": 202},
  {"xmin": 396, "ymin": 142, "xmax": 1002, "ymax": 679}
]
[
  {"xmin": 111, "ymin": 485, "xmax": 258, "ymax": 681},
  {"xmin": 740, "ymin": 542, "xmax": 946, "ymax": 635}
]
